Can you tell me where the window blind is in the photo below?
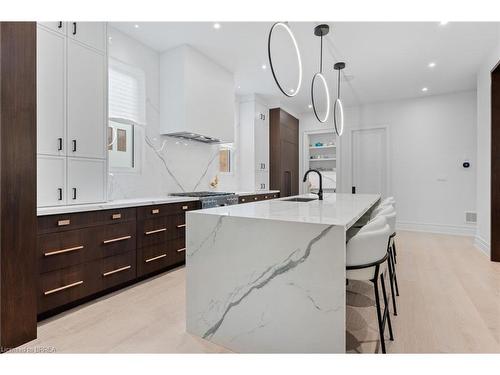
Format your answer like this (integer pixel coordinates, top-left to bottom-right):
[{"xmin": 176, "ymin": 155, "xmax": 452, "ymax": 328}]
[{"xmin": 108, "ymin": 58, "xmax": 146, "ymax": 125}]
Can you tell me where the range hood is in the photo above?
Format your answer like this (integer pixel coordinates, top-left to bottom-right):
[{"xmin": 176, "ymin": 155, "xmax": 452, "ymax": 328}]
[
  {"xmin": 165, "ymin": 132, "xmax": 221, "ymax": 144},
  {"xmin": 159, "ymin": 45, "xmax": 235, "ymax": 143}
]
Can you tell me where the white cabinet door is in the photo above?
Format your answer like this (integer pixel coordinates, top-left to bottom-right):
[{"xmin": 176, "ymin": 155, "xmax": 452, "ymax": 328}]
[
  {"xmin": 37, "ymin": 26, "xmax": 66, "ymax": 156},
  {"xmin": 67, "ymin": 40, "xmax": 106, "ymax": 159},
  {"xmin": 37, "ymin": 156, "xmax": 66, "ymax": 207},
  {"xmin": 68, "ymin": 22, "xmax": 106, "ymax": 52},
  {"xmin": 38, "ymin": 22, "xmax": 66, "ymax": 35},
  {"xmin": 254, "ymin": 104, "xmax": 269, "ymax": 171},
  {"xmin": 67, "ymin": 158, "xmax": 106, "ymax": 205}
]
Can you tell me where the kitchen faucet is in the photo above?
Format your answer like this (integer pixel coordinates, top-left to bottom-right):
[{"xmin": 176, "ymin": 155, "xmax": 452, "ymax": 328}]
[{"xmin": 303, "ymin": 169, "xmax": 323, "ymax": 200}]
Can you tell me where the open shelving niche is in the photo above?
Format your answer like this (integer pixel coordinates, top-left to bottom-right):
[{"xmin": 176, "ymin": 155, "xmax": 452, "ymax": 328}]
[{"xmin": 302, "ymin": 129, "xmax": 337, "ymax": 193}]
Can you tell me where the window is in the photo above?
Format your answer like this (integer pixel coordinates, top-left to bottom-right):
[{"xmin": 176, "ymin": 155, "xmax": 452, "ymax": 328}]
[
  {"xmin": 219, "ymin": 145, "xmax": 233, "ymax": 174},
  {"xmin": 108, "ymin": 58, "xmax": 146, "ymax": 172}
]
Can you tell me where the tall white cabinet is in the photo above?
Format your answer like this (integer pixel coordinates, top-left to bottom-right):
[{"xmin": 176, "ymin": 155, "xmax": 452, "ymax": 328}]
[
  {"xmin": 239, "ymin": 95, "xmax": 270, "ymax": 192},
  {"xmin": 37, "ymin": 22, "xmax": 107, "ymax": 207}
]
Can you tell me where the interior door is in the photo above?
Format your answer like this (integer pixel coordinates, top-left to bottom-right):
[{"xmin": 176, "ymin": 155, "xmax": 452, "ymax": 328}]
[
  {"xmin": 351, "ymin": 127, "xmax": 387, "ymax": 196},
  {"xmin": 67, "ymin": 39, "xmax": 106, "ymax": 159}
]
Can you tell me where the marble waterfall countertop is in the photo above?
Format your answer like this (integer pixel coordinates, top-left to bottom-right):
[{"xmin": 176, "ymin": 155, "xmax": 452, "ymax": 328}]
[
  {"xmin": 186, "ymin": 192, "xmax": 381, "ymax": 353},
  {"xmin": 191, "ymin": 193, "xmax": 380, "ymax": 229}
]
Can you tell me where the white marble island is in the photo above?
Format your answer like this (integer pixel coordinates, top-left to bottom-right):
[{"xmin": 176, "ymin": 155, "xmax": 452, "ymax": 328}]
[{"xmin": 186, "ymin": 193, "xmax": 380, "ymax": 353}]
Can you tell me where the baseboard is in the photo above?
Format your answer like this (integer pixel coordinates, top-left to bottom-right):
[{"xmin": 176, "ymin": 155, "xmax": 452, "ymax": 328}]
[
  {"xmin": 473, "ymin": 235, "xmax": 490, "ymax": 257},
  {"xmin": 396, "ymin": 221, "xmax": 476, "ymax": 236}
]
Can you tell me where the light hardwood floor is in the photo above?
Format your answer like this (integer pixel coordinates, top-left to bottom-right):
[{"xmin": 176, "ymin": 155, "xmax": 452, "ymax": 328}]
[{"xmin": 15, "ymin": 231, "xmax": 500, "ymax": 353}]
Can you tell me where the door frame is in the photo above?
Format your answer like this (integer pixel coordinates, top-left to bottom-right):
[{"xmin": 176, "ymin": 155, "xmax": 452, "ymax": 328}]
[
  {"xmin": 349, "ymin": 124, "xmax": 391, "ymax": 198},
  {"xmin": 491, "ymin": 60, "xmax": 500, "ymax": 262}
]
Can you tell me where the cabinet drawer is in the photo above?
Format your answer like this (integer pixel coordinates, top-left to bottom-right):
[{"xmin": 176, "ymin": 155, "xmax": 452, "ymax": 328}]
[
  {"xmin": 90, "ymin": 251, "xmax": 136, "ymax": 292},
  {"xmin": 239, "ymin": 195, "xmax": 260, "ymax": 203},
  {"xmin": 91, "ymin": 221, "xmax": 136, "ymax": 260},
  {"xmin": 168, "ymin": 214, "xmax": 187, "ymax": 239},
  {"xmin": 38, "ymin": 229, "xmax": 89, "ymax": 273},
  {"xmin": 39, "ymin": 264, "xmax": 88, "ymax": 313},
  {"xmin": 136, "ymin": 200, "xmax": 199, "ymax": 220},
  {"xmin": 170, "ymin": 237, "xmax": 186, "ymax": 265},
  {"xmin": 38, "ymin": 211, "xmax": 95, "ymax": 234},
  {"xmin": 137, "ymin": 217, "xmax": 169, "ymax": 248},
  {"xmin": 137, "ymin": 243, "xmax": 173, "ymax": 277},
  {"xmin": 95, "ymin": 207, "xmax": 136, "ymax": 225}
]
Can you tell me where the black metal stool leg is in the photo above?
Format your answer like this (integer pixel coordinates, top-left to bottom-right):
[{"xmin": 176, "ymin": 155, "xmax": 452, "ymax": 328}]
[
  {"xmin": 392, "ymin": 242, "xmax": 400, "ymax": 296},
  {"xmin": 372, "ymin": 277, "xmax": 386, "ymax": 353},
  {"xmin": 387, "ymin": 248, "xmax": 398, "ymax": 315},
  {"xmin": 380, "ymin": 272, "xmax": 394, "ymax": 341},
  {"xmin": 393, "ymin": 238, "xmax": 397, "ymax": 263}
]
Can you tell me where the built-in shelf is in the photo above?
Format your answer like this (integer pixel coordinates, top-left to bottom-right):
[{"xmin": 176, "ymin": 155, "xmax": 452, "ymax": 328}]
[
  {"xmin": 310, "ymin": 158, "xmax": 337, "ymax": 161},
  {"xmin": 309, "ymin": 145, "xmax": 336, "ymax": 150}
]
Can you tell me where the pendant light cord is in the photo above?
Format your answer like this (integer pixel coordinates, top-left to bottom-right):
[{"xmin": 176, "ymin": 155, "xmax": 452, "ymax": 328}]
[
  {"xmin": 319, "ymin": 35, "xmax": 323, "ymax": 73},
  {"xmin": 337, "ymin": 68, "xmax": 341, "ymax": 99}
]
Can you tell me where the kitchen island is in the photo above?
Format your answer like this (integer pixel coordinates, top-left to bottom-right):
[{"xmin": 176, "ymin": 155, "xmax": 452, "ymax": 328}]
[{"xmin": 185, "ymin": 193, "xmax": 380, "ymax": 353}]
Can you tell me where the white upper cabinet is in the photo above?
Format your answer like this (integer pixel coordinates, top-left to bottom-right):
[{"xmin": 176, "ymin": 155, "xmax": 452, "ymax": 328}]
[
  {"xmin": 160, "ymin": 45, "xmax": 235, "ymax": 142},
  {"xmin": 67, "ymin": 39, "xmax": 106, "ymax": 159},
  {"xmin": 38, "ymin": 21, "xmax": 66, "ymax": 35},
  {"xmin": 67, "ymin": 158, "xmax": 106, "ymax": 205},
  {"xmin": 37, "ymin": 156, "xmax": 66, "ymax": 207},
  {"xmin": 67, "ymin": 22, "xmax": 106, "ymax": 52},
  {"xmin": 37, "ymin": 26, "xmax": 66, "ymax": 156}
]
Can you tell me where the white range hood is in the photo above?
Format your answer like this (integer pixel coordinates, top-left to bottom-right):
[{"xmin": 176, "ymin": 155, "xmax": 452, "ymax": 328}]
[{"xmin": 159, "ymin": 45, "xmax": 235, "ymax": 143}]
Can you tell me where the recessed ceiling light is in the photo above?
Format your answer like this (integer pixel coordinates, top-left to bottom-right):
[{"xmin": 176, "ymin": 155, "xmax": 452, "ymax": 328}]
[
  {"xmin": 308, "ymin": 104, "xmax": 313, "ymax": 109},
  {"xmin": 422, "ymin": 87, "xmax": 429, "ymax": 92},
  {"xmin": 261, "ymin": 64, "xmax": 267, "ymax": 70},
  {"xmin": 213, "ymin": 23, "xmax": 221, "ymax": 30},
  {"xmin": 134, "ymin": 24, "xmax": 140, "ymax": 29},
  {"xmin": 439, "ymin": 21, "xmax": 448, "ymax": 26},
  {"xmin": 237, "ymin": 85, "xmax": 241, "ymax": 89},
  {"xmin": 428, "ymin": 62, "xmax": 436, "ymax": 68}
]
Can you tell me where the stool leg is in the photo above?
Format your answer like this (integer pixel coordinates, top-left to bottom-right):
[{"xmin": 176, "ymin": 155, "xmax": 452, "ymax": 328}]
[
  {"xmin": 392, "ymin": 242, "xmax": 400, "ymax": 296},
  {"xmin": 380, "ymin": 272, "xmax": 394, "ymax": 342},
  {"xmin": 372, "ymin": 278, "xmax": 386, "ymax": 354},
  {"xmin": 393, "ymin": 238, "xmax": 397, "ymax": 263},
  {"xmin": 387, "ymin": 249, "xmax": 398, "ymax": 315}
]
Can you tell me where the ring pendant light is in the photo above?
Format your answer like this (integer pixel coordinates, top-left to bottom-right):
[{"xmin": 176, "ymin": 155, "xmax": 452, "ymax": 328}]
[
  {"xmin": 267, "ymin": 22, "xmax": 303, "ymax": 98},
  {"xmin": 333, "ymin": 62, "xmax": 346, "ymax": 136},
  {"xmin": 311, "ymin": 24, "xmax": 330, "ymax": 123}
]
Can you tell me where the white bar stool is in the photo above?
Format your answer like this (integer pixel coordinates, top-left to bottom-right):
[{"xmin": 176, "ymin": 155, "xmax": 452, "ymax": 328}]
[
  {"xmin": 346, "ymin": 216, "xmax": 394, "ymax": 353},
  {"xmin": 371, "ymin": 204, "xmax": 399, "ymax": 315}
]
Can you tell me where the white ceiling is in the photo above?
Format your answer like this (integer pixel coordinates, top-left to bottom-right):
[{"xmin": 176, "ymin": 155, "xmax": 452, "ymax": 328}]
[{"xmin": 111, "ymin": 21, "xmax": 499, "ymax": 114}]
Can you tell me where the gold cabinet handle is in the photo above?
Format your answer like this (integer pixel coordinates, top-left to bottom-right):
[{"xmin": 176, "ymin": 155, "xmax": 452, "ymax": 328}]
[
  {"xmin": 44, "ymin": 280, "xmax": 83, "ymax": 295},
  {"xmin": 241, "ymin": 198, "xmax": 246, "ymax": 202},
  {"xmin": 151, "ymin": 208, "xmax": 160, "ymax": 214},
  {"xmin": 177, "ymin": 224, "xmax": 186, "ymax": 228},
  {"xmin": 44, "ymin": 245, "xmax": 84, "ymax": 257},
  {"xmin": 111, "ymin": 213, "xmax": 122, "ymax": 220},
  {"xmin": 177, "ymin": 248, "xmax": 186, "ymax": 253},
  {"xmin": 182, "ymin": 205, "xmax": 188, "ymax": 210},
  {"xmin": 145, "ymin": 228, "xmax": 167, "ymax": 235},
  {"xmin": 145, "ymin": 254, "xmax": 167, "ymax": 263},
  {"xmin": 103, "ymin": 235, "xmax": 132, "ymax": 244},
  {"xmin": 254, "ymin": 197, "xmax": 258, "ymax": 200},
  {"xmin": 58, "ymin": 219, "xmax": 70, "ymax": 226},
  {"xmin": 265, "ymin": 196, "xmax": 268, "ymax": 199},
  {"xmin": 103, "ymin": 265, "xmax": 131, "ymax": 277}
]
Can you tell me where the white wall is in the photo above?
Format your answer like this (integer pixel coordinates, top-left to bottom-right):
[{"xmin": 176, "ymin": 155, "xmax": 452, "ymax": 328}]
[
  {"xmin": 107, "ymin": 27, "xmax": 238, "ymax": 199},
  {"xmin": 300, "ymin": 90, "xmax": 478, "ymax": 235}
]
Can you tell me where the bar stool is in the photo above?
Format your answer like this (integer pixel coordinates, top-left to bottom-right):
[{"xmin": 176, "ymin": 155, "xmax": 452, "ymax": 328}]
[
  {"xmin": 346, "ymin": 216, "xmax": 394, "ymax": 353},
  {"xmin": 371, "ymin": 205, "xmax": 399, "ymax": 315}
]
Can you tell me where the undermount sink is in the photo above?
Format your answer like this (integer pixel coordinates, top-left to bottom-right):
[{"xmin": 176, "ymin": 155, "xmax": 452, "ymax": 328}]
[{"xmin": 282, "ymin": 197, "xmax": 318, "ymax": 202}]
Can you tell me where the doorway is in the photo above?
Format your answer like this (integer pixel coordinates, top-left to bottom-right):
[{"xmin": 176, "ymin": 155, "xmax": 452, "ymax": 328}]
[{"xmin": 351, "ymin": 127, "xmax": 389, "ymax": 196}]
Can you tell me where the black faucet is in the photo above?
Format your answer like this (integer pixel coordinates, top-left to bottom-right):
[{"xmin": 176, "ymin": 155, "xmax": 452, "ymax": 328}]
[{"xmin": 303, "ymin": 169, "xmax": 323, "ymax": 200}]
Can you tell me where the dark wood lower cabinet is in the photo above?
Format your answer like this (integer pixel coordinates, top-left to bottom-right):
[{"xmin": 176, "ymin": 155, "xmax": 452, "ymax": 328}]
[{"xmin": 36, "ymin": 201, "xmax": 200, "ymax": 318}]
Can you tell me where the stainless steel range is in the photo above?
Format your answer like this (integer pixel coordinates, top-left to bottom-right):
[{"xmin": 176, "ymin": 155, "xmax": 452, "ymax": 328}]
[{"xmin": 170, "ymin": 191, "xmax": 239, "ymax": 208}]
